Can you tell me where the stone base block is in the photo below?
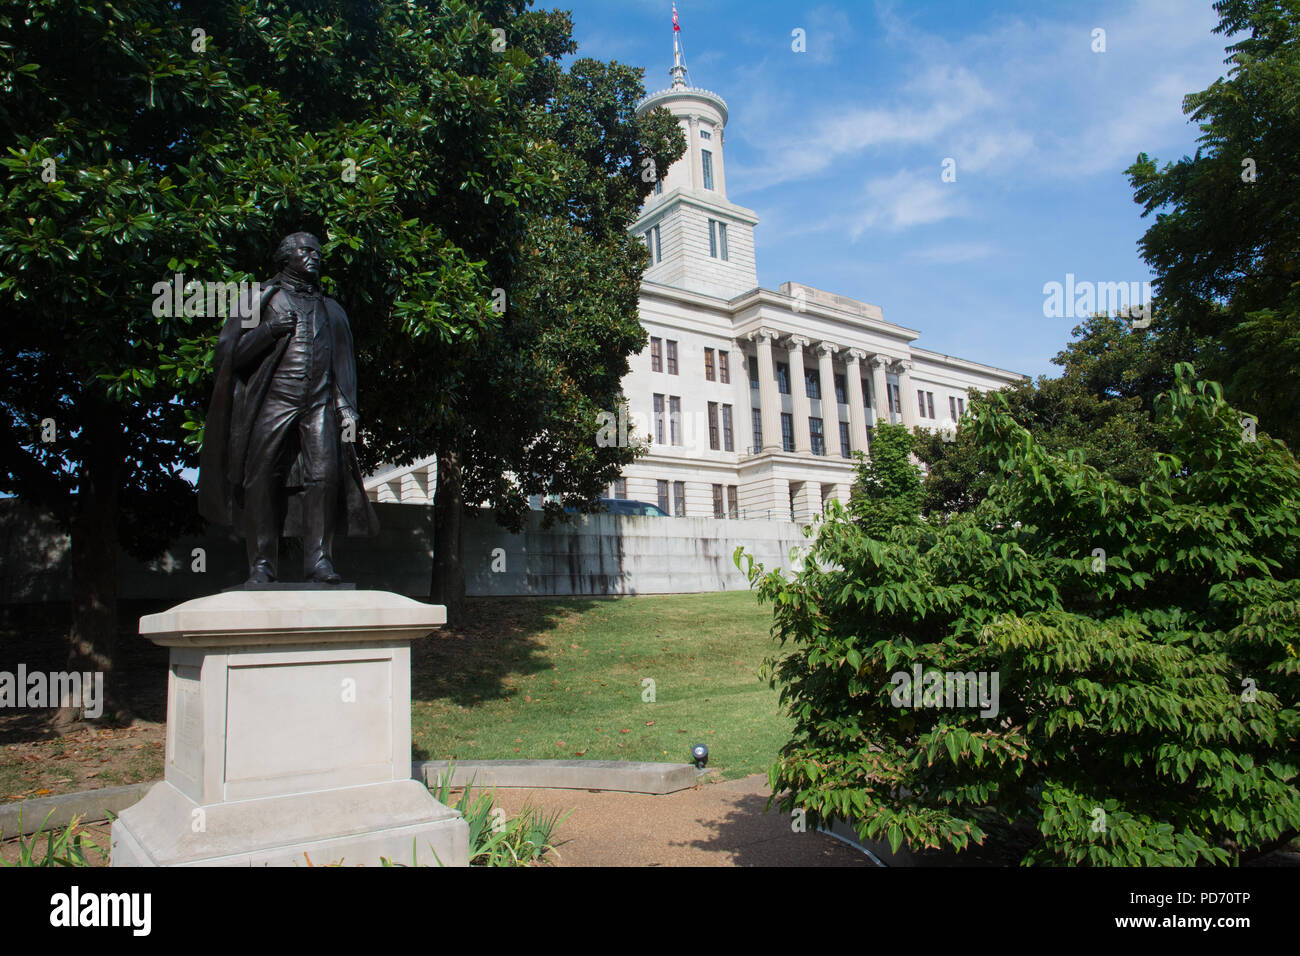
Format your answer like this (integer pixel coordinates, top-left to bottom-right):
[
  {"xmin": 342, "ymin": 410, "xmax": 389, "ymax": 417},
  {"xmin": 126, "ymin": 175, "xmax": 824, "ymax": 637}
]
[{"xmin": 111, "ymin": 779, "xmax": 468, "ymax": 867}]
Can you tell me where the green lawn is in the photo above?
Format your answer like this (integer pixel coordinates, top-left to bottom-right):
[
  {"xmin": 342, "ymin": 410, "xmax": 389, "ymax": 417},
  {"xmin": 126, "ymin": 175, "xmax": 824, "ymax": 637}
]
[{"xmin": 411, "ymin": 591, "xmax": 792, "ymax": 780}]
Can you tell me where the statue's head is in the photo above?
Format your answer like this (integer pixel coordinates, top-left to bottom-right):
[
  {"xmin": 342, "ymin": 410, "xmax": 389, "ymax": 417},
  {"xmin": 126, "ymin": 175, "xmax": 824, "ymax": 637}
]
[{"xmin": 274, "ymin": 231, "xmax": 323, "ymax": 279}]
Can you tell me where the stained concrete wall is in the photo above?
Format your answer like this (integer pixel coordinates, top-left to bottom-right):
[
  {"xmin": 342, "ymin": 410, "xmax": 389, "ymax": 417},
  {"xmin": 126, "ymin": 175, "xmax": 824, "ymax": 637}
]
[
  {"xmin": 0, "ymin": 498, "xmax": 806, "ymax": 602},
  {"xmin": 463, "ymin": 509, "xmax": 806, "ymax": 596}
]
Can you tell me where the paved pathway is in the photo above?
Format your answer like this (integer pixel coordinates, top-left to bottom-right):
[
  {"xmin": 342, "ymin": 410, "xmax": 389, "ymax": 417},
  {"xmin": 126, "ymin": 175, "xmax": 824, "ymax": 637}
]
[{"xmin": 491, "ymin": 773, "xmax": 877, "ymax": 867}]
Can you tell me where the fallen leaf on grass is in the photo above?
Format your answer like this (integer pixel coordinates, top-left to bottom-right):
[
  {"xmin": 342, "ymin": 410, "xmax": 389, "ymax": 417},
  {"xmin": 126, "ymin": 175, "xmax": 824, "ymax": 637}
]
[
  {"xmin": 645, "ymin": 721, "xmax": 655, "ymax": 726},
  {"xmin": 619, "ymin": 729, "xmax": 630, "ymax": 734}
]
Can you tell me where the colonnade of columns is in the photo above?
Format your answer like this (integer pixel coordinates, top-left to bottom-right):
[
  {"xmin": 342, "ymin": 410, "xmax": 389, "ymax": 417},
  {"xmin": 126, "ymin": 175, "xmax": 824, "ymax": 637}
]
[{"xmin": 745, "ymin": 328, "xmax": 917, "ymax": 457}]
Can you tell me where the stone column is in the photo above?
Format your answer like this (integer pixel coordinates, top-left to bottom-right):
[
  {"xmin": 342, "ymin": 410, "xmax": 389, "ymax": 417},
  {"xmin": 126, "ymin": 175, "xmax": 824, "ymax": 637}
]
[
  {"xmin": 844, "ymin": 349, "xmax": 870, "ymax": 453},
  {"xmin": 815, "ymin": 343, "xmax": 837, "ymax": 457},
  {"xmin": 786, "ymin": 336, "xmax": 812, "ymax": 452},
  {"xmin": 895, "ymin": 360, "xmax": 919, "ymax": 428},
  {"xmin": 751, "ymin": 329, "xmax": 782, "ymax": 453},
  {"xmin": 870, "ymin": 356, "xmax": 890, "ymax": 427},
  {"xmin": 713, "ymin": 122, "xmax": 727, "ymax": 196}
]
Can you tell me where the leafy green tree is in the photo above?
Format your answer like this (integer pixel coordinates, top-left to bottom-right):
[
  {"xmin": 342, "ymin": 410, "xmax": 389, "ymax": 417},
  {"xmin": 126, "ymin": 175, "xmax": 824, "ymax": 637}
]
[
  {"xmin": 740, "ymin": 366, "xmax": 1300, "ymax": 865},
  {"xmin": 0, "ymin": 0, "xmax": 680, "ymax": 715},
  {"xmin": 407, "ymin": 55, "xmax": 685, "ymax": 612},
  {"xmin": 1127, "ymin": 0, "xmax": 1300, "ymax": 449},
  {"xmin": 914, "ymin": 314, "xmax": 1188, "ymax": 517},
  {"xmin": 848, "ymin": 423, "xmax": 923, "ymax": 538}
]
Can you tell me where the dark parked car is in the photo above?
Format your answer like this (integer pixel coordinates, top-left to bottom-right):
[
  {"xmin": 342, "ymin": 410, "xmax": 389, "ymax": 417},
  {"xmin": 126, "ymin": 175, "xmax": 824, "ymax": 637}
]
[{"xmin": 564, "ymin": 497, "xmax": 668, "ymax": 517}]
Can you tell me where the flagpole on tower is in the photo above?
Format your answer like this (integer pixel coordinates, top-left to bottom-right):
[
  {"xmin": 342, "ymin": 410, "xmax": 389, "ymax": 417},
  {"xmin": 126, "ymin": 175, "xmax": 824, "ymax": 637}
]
[{"xmin": 670, "ymin": 3, "xmax": 689, "ymax": 88}]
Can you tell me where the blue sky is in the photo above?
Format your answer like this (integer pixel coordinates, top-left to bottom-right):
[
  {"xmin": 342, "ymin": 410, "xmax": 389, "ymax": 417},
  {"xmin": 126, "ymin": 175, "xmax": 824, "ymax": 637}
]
[{"xmin": 556, "ymin": 0, "xmax": 1233, "ymax": 378}]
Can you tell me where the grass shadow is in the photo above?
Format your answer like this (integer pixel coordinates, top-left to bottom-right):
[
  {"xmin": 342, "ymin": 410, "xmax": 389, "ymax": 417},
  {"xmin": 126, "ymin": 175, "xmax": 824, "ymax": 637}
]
[{"xmin": 411, "ymin": 596, "xmax": 603, "ymax": 708}]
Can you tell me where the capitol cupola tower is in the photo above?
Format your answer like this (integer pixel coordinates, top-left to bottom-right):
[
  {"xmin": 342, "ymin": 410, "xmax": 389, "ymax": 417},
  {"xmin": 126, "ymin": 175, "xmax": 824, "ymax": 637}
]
[{"xmin": 632, "ymin": 4, "xmax": 759, "ymax": 300}]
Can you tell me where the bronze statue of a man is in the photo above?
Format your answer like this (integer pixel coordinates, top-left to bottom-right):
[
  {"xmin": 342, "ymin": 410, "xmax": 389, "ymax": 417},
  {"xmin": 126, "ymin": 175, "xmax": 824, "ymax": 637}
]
[{"xmin": 198, "ymin": 232, "xmax": 378, "ymax": 585}]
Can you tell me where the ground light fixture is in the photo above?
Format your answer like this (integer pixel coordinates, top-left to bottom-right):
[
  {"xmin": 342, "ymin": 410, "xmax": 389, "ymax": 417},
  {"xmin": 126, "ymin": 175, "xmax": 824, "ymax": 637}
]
[{"xmin": 691, "ymin": 743, "xmax": 708, "ymax": 769}]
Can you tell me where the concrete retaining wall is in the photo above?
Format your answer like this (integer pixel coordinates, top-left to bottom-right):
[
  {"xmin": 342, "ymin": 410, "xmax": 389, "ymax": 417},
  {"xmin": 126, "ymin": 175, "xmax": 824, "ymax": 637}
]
[{"xmin": 463, "ymin": 510, "xmax": 807, "ymax": 596}]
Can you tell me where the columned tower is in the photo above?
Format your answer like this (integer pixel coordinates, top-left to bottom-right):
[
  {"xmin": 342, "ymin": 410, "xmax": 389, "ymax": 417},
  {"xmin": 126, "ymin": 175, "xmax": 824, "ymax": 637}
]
[{"xmin": 632, "ymin": 6, "xmax": 759, "ymax": 300}]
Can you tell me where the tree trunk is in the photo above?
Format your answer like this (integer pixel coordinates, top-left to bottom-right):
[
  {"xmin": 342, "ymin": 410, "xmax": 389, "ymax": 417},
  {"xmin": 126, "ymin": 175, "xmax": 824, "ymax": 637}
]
[
  {"xmin": 430, "ymin": 449, "xmax": 466, "ymax": 620},
  {"xmin": 56, "ymin": 395, "xmax": 127, "ymax": 730}
]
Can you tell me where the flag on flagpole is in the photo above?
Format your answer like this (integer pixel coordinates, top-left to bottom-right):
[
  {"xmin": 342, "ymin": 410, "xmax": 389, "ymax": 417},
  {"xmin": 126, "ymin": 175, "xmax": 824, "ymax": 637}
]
[{"xmin": 672, "ymin": 4, "xmax": 680, "ymax": 32}]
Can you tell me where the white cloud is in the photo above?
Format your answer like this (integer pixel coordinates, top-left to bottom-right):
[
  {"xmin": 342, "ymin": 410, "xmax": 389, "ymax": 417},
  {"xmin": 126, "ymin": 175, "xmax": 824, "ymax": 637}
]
[
  {"xmin": 849, "ymin": 170, "xmax": 971, "ymax": 237},
  {"xmin": 727, "ymin": 0, "xmax": 1226, "ymax": 200}
]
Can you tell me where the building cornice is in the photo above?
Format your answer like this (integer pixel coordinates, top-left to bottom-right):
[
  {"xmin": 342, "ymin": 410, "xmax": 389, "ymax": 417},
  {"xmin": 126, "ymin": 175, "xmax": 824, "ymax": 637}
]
[
  {"xmin": 632, "ymin": 188, "xmax": 760, "ymax": 231},
  {"xmin": 637, "ymin": 86, "xmax": 729, "ymax": 125},
  {"xmin": 909, "ymin": 346, "xmax": 1028, "ymax": 384},
  {"xmin": 726, "ymin": 287, "xmax": 921, "ymax": 344}
]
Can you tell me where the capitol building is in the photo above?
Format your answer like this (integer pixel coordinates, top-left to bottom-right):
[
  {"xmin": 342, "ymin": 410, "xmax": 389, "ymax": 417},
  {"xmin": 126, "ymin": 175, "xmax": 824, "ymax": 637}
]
[
  {"xmin": 369, "ymin": 41, "xmax": 1024, "ymax": 525},
  {"xmin": 603, "ymin": 43, "xmax": 1021, "ymax": 522}
]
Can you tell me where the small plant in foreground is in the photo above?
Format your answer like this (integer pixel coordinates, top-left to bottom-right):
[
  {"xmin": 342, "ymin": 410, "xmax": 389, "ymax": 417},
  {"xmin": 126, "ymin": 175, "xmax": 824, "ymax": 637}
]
[
  {"xmin": 376, "ymin": 766, "xmax": 569, "ymax": 867},
  {"xmin": 1, "ymin": 810, "xmax": 107, "ymax": 867}
]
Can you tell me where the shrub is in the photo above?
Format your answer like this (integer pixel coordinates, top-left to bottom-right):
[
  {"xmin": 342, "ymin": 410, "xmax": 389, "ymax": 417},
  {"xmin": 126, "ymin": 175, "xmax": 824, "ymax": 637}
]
[{"xmin": 738, "ymin": 366, "xmax": 1300, "ymax": 865}]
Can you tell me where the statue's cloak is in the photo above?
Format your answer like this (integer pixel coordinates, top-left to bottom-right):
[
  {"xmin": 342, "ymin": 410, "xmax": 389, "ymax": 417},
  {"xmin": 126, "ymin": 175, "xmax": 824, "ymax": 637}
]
[{"xmin": 196, "ymin": 278, "xmax": 379, "ymax": 538}]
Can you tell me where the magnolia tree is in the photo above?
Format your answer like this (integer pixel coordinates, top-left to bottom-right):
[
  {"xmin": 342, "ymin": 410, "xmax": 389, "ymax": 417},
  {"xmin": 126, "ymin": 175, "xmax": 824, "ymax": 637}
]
[{"xmin": 739, "ymin": 366, "xmax": 1300, "ymax": 865}]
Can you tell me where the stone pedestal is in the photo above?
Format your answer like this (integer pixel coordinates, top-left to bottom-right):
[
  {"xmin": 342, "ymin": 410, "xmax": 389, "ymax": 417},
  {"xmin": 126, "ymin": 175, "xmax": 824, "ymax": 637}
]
[{"xmin": 110, "ymin": 590, "xmax": 468, "ymax": 867}]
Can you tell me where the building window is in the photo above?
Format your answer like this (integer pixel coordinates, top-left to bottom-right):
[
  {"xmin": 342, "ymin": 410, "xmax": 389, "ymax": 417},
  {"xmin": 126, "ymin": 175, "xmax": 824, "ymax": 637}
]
[
  {"xmin": 957, "ymin": 397, "xmax": 965, "ymax": 417},
  {"xmin": 708, "ymin": 219, "xmax": 728, "ymax": 260},
  {"xmin": 673, "ymin": 481, "xmax": 686, "ymax": 516},
  {"xmin": 666, "ymin": 340, "xmax": 678, "ymax": 375},
  {"xmin": 702, "ymin": 149, "xmax": 714, "ymax": 190},
  {"xmin": 781, "ymin": 413, "xmax": 794, "ymax": 452},
  {"xmin": 727, "ymin": 485, "xmax": 738, "ymax": 519},
  {"xmin": 653, "ymin": 178, "xmax": 663, "ymax": 195},
  {"xmin": 657, "ymin": 480, "xmax": 669, "ymax": 514},
  {"xmin": 834, "ymin": 374, "xmax": 846, "ymax": 405},
  {"xmin": 700, "ymin": 128, "xmax": 712, "ymax": 140},
  {"xmin": 653, "ymin": 393, "xmax": 665, "ymax": 444},
  {"xmin": 712, "ymin": 484, "xmax": 724, "ymax": 518},
  {"xmin": 839, "ymin": 421, "xmax": 851, "ymax": 458},
  {"xmin": 613, "ymin": 478, "xmax": 627, "ymax": 499},
  {"xmin": 776, "ymin": 362, "xmax": 790, "ymax": 395},
  {"xmin": 890, "ymin": 383, "xmax": 901, "ymax": 414},
  {"xmin": 722, "ymin": 404, "xmax": 734, "ymax": 452},
  {"xmin": 918, "ymin": 391, "xmax": 935, "ymax": 419},
  {"xmin": 917, "ymin": 390, "xmax": 927, "ymax": 419},
  {"xmin": 644, "ymin": 224, "xmax": 661, "ymax": 264},
  {"xmin": 864, "ymin": 378, "xmax": 872, "ymax": 409},
  {"xmin": 719, "ymin": 351, "xmax": 730, "ymax": 384},
  {"xmin": 650, "ymin": 337, "xmax": 662, "ymax": 373},
  {"xmin": 751, "ymin": 407, "xmax": 763, "ymax": 450},
  {"xmin": 704, "ymin": 348, "xmax": 715, "ymax": 381},
  {"xmin": 810, "ymin": 417, "xmax": 825, "ymax": 456},
  {"xmin": 805, "ymin": 369, "xmax": 821, "ymax": 400},
  {"xmin": 708, "ymin": 402, "xmax": 720, "ymax": 450},
  {"xmin": 749, "ymin": 355, "xmax": 759, "ymax": 390},
  {"xmin": 950, "ymin": 395, "xmax": 957, "ymax": 421},
  {"xmin": 669, "ymin": 395, "xmax": 682, "ymax": 445}
]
